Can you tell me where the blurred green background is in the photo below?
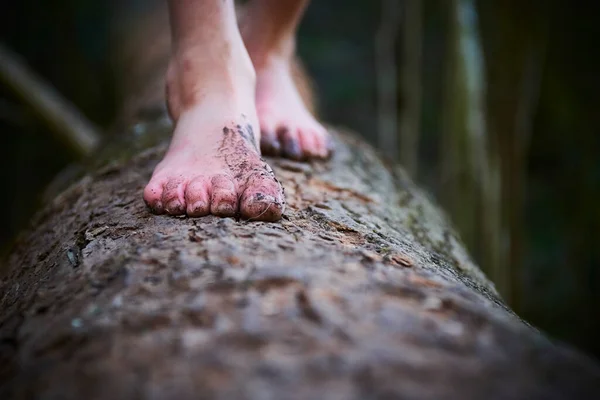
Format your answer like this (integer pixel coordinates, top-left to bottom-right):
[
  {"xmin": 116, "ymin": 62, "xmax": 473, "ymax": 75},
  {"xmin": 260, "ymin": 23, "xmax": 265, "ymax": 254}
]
[{"xmin": 1, "ymin": 0, "xmax": 599, "ymax": 360}]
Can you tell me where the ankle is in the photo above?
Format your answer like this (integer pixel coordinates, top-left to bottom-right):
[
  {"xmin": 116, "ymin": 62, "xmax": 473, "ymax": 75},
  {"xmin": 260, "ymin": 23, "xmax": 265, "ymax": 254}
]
[
  {"xmin": 242, "ymin": 26, "xmax": 296, "ymax": 70},
  {"xmin": 175, "ymin": 42, "xmax": 256, "ymax": 80},
  {"xmin": 172, "ymin": 46, "xmax": 257, "ymax": 109},
  {"xmin": 250, "ymin": 46, "xmax": 296, "ymax": 75}
]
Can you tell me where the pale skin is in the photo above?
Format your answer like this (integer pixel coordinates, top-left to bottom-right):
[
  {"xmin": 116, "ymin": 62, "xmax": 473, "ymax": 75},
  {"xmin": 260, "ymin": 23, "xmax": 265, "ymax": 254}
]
[{"xmin": 143, "ymin": 0, "xmax": 331, "ymax": 222}]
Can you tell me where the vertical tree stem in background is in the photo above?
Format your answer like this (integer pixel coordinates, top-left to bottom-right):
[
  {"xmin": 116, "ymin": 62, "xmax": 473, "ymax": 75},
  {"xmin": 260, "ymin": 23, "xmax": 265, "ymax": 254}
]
[
  {"xmin": 441, "ymin": 0, "xmax": 504, "ymax": 296},
  {"xmin": 375, "ymin": 0, "xmax": 401, "ymax": 162},
  {"xmin": 477, "ymin": 0, "xmax": 550, "ymax": 309},
  {"xmin": 399, "ymin": 0, "xmax": 422, "ymax": 177},
  {"xmin": 456, "ymin": 0, "xmax": 504, "ymax": 299}
]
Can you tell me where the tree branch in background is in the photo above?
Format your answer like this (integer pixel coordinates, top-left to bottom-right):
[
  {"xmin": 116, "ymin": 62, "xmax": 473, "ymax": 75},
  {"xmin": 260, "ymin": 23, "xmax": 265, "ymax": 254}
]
[
  {"xmin": 375, "ymin": 0, "xmax": 401, "ymax": 162},
  {"xmin": 399, "ymin": 0, "xmax": 422, "ymax": 177},
  {"xmin": 0, "ymin": 43, "xmax": 101, "ymax": 157}
]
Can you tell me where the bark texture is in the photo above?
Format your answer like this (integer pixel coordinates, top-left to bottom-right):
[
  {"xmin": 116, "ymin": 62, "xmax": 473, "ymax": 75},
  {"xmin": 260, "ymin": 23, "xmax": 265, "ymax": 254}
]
[{"xmin": 1, "ymin": 4, "xmax": 600, "ymax": 400}]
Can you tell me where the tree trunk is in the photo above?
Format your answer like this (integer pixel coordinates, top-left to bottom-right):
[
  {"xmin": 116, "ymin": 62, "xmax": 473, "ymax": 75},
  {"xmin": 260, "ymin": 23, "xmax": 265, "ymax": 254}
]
[{"xmin": 1, "ymin": 4, "xmax": 599, "ymax": 400}]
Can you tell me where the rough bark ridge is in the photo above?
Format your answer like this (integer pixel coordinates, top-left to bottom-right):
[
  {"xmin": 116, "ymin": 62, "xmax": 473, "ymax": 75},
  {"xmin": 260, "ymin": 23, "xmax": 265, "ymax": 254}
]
[{"xmin": 1, "ymin": 5, "xmax": 600, "ymax": 400}]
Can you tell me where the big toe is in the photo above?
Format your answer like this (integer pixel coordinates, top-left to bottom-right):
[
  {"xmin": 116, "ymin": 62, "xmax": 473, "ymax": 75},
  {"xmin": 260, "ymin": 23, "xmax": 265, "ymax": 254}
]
[
  {"xmin": 240, "ymin": 173, "xmax": 285, "ymax": 222},
  {"xmin": 210, "ymin": 174, "xmax": 239, "ymax": 217},
  {"xmin": 278, "ymin": 127, "xmax": 303, "ymax": 161},
  {"xmin": 260, "ymin": 117, "xmax": 281, "ymax": 156}
]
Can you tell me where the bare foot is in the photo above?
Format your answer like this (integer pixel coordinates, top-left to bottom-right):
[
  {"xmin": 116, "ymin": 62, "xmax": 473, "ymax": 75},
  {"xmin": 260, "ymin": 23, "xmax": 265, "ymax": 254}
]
[
  {"xmin": 144, "ymin": 106, "xmax": 284, "ymax": 221},
  {"xmin": 147, "ymin": 0, "xmax": 284, "ymax": 221},
  {"xmin": 255, "ymin": 58, "xmax": 332, "ymax": 160},
  {"xmin": 144, "ymin": 60, "xmax": 284, "ymax": 221}
]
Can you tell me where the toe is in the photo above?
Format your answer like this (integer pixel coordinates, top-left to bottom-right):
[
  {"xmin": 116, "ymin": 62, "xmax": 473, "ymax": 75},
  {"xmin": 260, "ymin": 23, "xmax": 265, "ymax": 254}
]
[
  {"xmin": 240, "ymin": 173, "xmax": 285, "ymax": 222},
  {"xmin": 325, "ymin": 132, "xmax": 335, "ymax": 158},
  {"xmin": 299, "ymin": 129, "xmax": 320, "ymax": 159},
  {"xmin": 314, "ymin": 128, "xmax": 332, "ymax": 159},
  {"xmin": 210, "ymin": 174, "xmax": 238, "ymax": 217},
  {"xmin": 162, "ymin": 178, "xmax": 186, "ymax": 215},
  {"xmin": 144, "ymin": 178, "xmax": 166, "ymax": 214},
  {"xmin": 185, "ymin": 176, "xmax": 211, "ymax": 217},
  {"xmin": 278, "ymin": 127, "xmax": 302, "ymax": 160},
  {"xmin": 260, "ymin": 118, "xmax": 281, "ymax": 156}
]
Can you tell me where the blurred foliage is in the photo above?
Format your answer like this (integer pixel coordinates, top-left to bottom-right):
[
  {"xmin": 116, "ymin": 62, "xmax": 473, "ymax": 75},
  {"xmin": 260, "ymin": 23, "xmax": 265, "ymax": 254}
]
[{"xmin": 1, "ymin": 0, "xmax": 598, "ymax": 360}]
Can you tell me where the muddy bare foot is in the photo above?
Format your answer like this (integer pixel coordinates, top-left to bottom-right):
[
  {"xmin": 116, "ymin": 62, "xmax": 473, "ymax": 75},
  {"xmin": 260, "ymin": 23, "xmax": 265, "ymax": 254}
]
[
  {"xmin": 144, "ymin": 102, "xmax": 285, "ymax": 221},
  {"xmin": 145, "ymin": 0, "xmax": 285, "ymax": 222},
  {"xmin": 255, "ymin": 58, "xmax": 332, "ymax": 160}
]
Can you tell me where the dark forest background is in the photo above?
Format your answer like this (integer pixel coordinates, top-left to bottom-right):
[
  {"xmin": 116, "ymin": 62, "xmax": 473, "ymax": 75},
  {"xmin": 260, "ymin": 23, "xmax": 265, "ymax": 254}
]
[{"xmin": 1, "ymin": 0, "xmax": 599, "ymax": 361}]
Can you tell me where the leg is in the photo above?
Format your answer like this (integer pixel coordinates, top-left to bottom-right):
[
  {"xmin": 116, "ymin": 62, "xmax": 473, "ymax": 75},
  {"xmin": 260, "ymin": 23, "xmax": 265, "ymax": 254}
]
[
  {"xmin": 144, "ymin": 0, "xmax": 285, "ymax": 221},
  {"xmin": 240, "ymin": 0, "xmax": 332, "ymax": 160}
]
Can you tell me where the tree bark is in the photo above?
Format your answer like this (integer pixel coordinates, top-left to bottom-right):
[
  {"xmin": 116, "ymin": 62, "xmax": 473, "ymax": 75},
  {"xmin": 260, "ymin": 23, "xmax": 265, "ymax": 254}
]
[{"xmin": 1, "ymin": 4, "xmax": 599, "ymax": 400}]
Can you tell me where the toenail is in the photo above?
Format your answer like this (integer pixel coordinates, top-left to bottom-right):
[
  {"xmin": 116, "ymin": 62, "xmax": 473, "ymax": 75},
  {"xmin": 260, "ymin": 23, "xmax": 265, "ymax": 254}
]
[
  {"xmin": 281, "ymin": 137, "xmax": 301, "ymax": 160},
  {"xmin": 189, "ymin": 201, "xmax": 208, "ymax": 215},
  {"xmin": 248, "ymin": 193, "xmax": 281, "ymax": 209},
  {"xmin": 165, "ymin": 200, "xmax": 184, "ymax": 214},
  {"xmin": 150, "ymin": 201, "xmax": 164, "ymax": 214},
  {"xmin": 243, "ymin": 194, "xmax": 284, "ymax": 221},
  {"xmin": 213, "ymin": 202, "xmax": 236, "ymax": 216},
  {"xmin": 261, "ymin": 136, "xmax": 281, "ymax": 156},
  {"xmin": 268, "ymin": 140, "xmax": 281, "ymax": 155},
  {"xmin": 261, "ymin": 194, "xmax": 280, "ymax": 204}
]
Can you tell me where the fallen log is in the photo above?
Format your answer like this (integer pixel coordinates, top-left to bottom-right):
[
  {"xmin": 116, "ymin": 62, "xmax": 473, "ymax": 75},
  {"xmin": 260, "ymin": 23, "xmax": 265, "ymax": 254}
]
[{"xmin": 1, "ymin": 4, "xmax": 599, "ymax": 400}]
